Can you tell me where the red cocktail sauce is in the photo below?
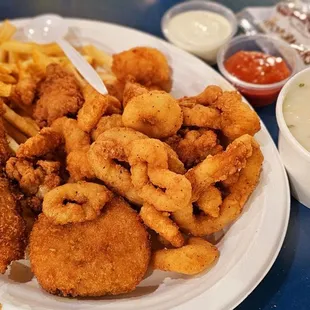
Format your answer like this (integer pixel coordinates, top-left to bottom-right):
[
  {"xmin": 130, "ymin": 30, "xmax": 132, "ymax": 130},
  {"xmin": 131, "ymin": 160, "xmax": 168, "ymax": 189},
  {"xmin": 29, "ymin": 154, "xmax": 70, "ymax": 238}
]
[{"xmin": 224, "ymin": 51, "xmax": 291, "ymax": 107}]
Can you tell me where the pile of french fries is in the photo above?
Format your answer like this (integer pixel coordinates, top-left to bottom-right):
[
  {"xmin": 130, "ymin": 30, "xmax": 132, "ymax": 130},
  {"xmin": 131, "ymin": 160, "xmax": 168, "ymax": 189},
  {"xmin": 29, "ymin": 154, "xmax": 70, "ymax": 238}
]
[{"xmin": 0, "ymin": 19, "xmax": 114, "ymax": 153}]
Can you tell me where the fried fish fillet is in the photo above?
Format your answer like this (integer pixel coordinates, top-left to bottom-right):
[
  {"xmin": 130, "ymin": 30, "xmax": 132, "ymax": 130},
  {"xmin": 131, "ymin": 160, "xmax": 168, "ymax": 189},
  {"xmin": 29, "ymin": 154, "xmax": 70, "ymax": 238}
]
[
  {"xmin": 33, "ymin": 64, "xmax": 83, "ymax": 127},
  {"xmin": 30, "ymin": 196, "xmax": 150, "ymax": 296},
  {"xmin": 0, "ymin": 177, "xmax": 26, "ymax": 273}
]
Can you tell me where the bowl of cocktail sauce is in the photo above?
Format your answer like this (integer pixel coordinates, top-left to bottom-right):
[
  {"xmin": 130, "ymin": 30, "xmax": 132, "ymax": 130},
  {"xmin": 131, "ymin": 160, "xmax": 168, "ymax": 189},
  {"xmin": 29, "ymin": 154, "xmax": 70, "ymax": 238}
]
[{"xmin": 217, "ymin": 34, "xmax": 302, "ymax": 107}]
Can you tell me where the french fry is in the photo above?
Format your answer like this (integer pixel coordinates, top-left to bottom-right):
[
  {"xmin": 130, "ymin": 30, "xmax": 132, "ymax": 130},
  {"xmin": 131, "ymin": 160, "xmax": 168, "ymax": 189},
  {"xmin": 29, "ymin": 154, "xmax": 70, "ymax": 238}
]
[
  {"xmin": 1, "ymin": 41, "xmax": 34, "ymax": 54},
  {"xmin": 2, "ymin": 103, "xmax": 38, "ymax": 137},
  {"xmin": 0, "ymin": 48, "xmax": 7, "ymax": 62},
  {"xmin": 0, "ymin": 81, "xmax": 12, "ymax": 97},
  {"xmin": 38, "ymin": 43, "xmax": 63, "ymax": 56},
  {"xmin": 83, "ymin": 45, "xmax": 112, "ymax": 70},
  {"xmin": 32, "ymin": 48, "xmax": 52, "ymax": 72},
  {"xmin": 24, "ymin": 116, "xmax": 40, "ymax": 131},
  {"xmin": 0, "ymin": 63, "xmax": 17, "ymax": 75},
  {"xmin": 0, "ymin": 20, "xmax": 17, "ymax": 43},
  {"xmin": 8, "ymin": 50, "xmax": 19, "ymax": 63},
  {"xmin": 6, "ymin": 134, "xmax": 19, "ymax": 153},
  {"xmin": 3, "ymin": 119, "xmax": 27, "ymax": 143},
  {"xmin": 0, "ymin": 73, "xmax": 16, "ymax": 84}
]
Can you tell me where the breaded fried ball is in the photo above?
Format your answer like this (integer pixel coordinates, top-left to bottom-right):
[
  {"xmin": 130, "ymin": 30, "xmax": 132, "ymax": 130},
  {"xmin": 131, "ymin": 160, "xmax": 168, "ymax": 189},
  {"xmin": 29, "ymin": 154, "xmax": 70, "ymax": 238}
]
[
  {"xmin": 112, "ymin": 47, "xmax": 172, "ymax": 92},
  {"xmin": 29, "ymin": 197, "xmax": 150, "ymax": 297}
]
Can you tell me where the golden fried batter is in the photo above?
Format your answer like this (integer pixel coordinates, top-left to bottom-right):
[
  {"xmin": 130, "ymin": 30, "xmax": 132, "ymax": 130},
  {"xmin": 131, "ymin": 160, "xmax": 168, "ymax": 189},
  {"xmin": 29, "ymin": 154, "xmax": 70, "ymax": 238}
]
[
  {"xmin": 30, "ymin": 197, "xmax": 150, "ymax": 297},
  {"xmin": 211, "ymin": 91, "xmax": 261, "ymax": 140},
  {"xmin": 112, "ymin": 47, "xmax": 172, "ymax": 92},
  {"xmin": 78, "ymin": 84, "xmax": 121, "ymax": 132},
  {"xmin": 91, "ymin": 114, "xmax": 124, "ymax": 141},
  {"xmin": 0, "ymin": 177, "xmax": 26, "ymax": 273},
  {"xmin": 10, "ymin": 76, "xmax": 37, "ymax": 107},
  {"xmin": 33, "ymin": 64, "xmax": 83, "ymax": 127},
  {"xmin": 16, "ymin": 128, "xmax": 63, "ymax": 158},
  {"xmin": 165, "ymin": 129, "xmax": 223, "ymax": 168},
  {"xmin": 6, "ymin": 158, "xmax": 61, "ymax": 212}
]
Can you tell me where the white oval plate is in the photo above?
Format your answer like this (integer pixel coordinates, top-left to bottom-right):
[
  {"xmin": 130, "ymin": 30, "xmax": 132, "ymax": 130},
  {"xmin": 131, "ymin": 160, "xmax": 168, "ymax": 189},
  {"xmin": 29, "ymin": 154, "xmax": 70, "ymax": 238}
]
[{"xmin": 0, "ymin": 18, "xmax": 290, "ymax": 310}]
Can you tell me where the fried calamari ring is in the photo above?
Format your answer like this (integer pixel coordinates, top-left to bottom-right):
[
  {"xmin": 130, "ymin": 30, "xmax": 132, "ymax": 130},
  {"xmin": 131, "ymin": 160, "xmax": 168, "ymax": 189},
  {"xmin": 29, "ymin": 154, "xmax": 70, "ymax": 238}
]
[
  {"xmin": 112, "ymin": 47, "xmax": 172, "ymax": 92},
  {"xmin": 16, "ymin": 128, "xmax": 63, "ymax": 158},
  {"xmin": 43, "ymin": 182, "xmax": 113, "ymax": 225},
  {"xmin": 127, "ymin": 139, "xmax": 191, "ymax": 212},
  {"xmin": 140, "ymin": 203, "xmax": 184, "ymax": 248},
  {"xmin": 51, "ymin": 117, "xmax": 90, "ymax": 153},
  {"xmin": 196, "ymin": 185, "xmax": 222, "ymax": 218},
  {"xmin": 91, "ymin": 114, "xmax": 124, "ymax": 141},
  {"xmin": 173, "ymin": 142, "xmax": 263, "ymax": 236},
  {"xmin": 152, "ymin": 237, "xmax": 219, "ymax": 275},
  {"xmin": 77, "ymin": 84, "xmax": 121, "ymax": 133},
  {"xmin": 186, "ymin": 134, "xmax": 254, "ymax": 201},
  {"xmin": 122, "ymin": 90, "xmax": 183, "ymax": 139},
  {"xmin": 88, "ymin": 127, "xmax": 147, "ymax": 204},
  {"xmin": 164, "ymin": 143, "xmax": 186, "ymax": 175}
]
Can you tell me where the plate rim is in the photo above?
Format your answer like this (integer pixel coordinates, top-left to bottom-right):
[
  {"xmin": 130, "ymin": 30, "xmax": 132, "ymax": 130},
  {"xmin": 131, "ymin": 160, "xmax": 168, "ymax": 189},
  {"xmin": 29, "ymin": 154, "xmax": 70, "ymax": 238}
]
[{"xmin": 1, "ymin": 16, "xmax": 291, "ymax": 310}]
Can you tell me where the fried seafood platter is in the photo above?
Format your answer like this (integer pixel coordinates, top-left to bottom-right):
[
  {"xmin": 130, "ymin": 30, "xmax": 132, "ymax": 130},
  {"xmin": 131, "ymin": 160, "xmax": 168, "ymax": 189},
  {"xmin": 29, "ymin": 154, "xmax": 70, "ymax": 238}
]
[{"xmin": 0, "ymin": 20, "xmax": 263, "ymax": 300}]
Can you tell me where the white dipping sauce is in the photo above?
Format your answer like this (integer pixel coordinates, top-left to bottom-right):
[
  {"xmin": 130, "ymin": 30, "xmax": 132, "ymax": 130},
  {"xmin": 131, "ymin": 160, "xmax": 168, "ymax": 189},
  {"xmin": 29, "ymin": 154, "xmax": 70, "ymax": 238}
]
[
  {"xmin": 283, "ymin": 81, "xmax": 310, "ymax": 152},
  {"xmin": 165, "ymin": 10, "xmax": 232, "ymax": 63}
]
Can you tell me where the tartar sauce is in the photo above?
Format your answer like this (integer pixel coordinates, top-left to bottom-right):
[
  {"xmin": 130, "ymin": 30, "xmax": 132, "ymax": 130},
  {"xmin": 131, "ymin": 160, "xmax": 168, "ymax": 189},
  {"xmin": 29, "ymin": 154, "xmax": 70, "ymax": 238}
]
[
  {"xmin": 283, "ymin": 81, "xmax": 310, "ymax": 151},
  {"xmin": 165, "ymin": 10, "xmax": 232, "ymax": 63}
]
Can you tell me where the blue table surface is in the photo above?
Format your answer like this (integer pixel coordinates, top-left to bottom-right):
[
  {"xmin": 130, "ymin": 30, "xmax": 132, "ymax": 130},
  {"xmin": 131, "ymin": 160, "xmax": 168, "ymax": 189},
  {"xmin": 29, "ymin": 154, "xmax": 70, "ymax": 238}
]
[{"xmin": 1, "ymin": 0, "xmax": 310, "ymax": 309}]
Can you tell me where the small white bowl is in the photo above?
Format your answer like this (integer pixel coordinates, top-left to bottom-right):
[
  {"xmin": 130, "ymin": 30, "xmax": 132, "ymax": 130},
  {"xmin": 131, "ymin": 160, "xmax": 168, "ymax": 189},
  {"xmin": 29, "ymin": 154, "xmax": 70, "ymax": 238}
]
[
  {"xmin": 161, "ymin": 1, "xmax": 237, "ymax": 64},
  {"xmin": 276, "ymin": 67, "xmax": 310, "ymax": 207}
]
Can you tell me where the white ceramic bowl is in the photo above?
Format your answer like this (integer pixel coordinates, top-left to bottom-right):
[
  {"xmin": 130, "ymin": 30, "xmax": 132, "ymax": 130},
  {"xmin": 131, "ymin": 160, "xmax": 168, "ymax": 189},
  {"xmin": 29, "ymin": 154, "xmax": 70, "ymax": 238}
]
[
  {"xmin": 161, "ymin": 1, "xmax": 237, "ymax": 64},
  {"xmin": 276, "ymin": 67, "xmax": 310, "ymax": 207}
]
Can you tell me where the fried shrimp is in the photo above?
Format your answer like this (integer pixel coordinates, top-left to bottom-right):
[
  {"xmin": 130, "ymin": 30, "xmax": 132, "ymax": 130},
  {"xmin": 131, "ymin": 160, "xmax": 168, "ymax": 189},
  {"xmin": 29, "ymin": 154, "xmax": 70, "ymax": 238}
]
[
  {"xmin": 173, "ymin": 142, "xmax": 263, "ymax": 236},
  {"xmin": 0, "ymin": 177, "xmax": 26, "ymax": 273},
  {"xmin": 112, "ymin": 47, "xmax": 172, "ymax": 92},
  {"xmin": 66, "ymin": 150, "xmax": 95, "ymax": 182},
  {"xmin": 152, "ymin": 237, "xmax": 219, "ymax": 275},
  {"xmin": 165, "ymin": 129, "xmax": 223, "ymax": 168},
  {"xmin": 210, "ymin": 91, "xmax": 261, "ymax": 140},
  {"xmin": 196, "ymin": 185, "xmax": 222, "ymax": 218},
  {"xmin": 30, "ymin": 197, "xmax": 151, "ymax": 296},
  {"xmin": 77, "ymin": 84, "xmax": 121, "ymax": 132},
  {"xmin": 16, "ymin": 128, "xmax": 63, "ymax": 158},
  {"xmin": 182, "ymin": 104, "xmax": 221, "ymax": 129},
  {"xmin": 140, "ymin": 203, "xmax": 184, "ymax": 248},
  {"xmin": 122, "ymin": 90, "xmax": 183, "ymax": 139},
  {"xmin": 88, "ymin": 127, "xmax": 147, "ymax": 204},
  {"xmin": 51, "ymin": 117, "xmax": 90, "ymax": 153},
  {"xmin": 91, "ymin": 114, "xmax": 124, "ymax": 141},
  {"xmin": 186, "ymin": 134, "xmax": 254, "ymax": 201},
  {"xmin": 179, "ymin": 85, "xmax": 260, "ymax": 139},
  {"xmin": 51, "ymin": 117, "xmax": 93, "ymax": 181},
  {"xmin": 127, "ymin": 139, "xmax": 192, "ymax": 212},
  {"xmin": 42, "ymin": 182, "xmax": 113, "ymax": 225}
]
